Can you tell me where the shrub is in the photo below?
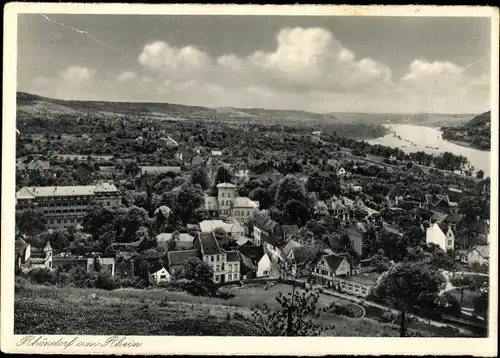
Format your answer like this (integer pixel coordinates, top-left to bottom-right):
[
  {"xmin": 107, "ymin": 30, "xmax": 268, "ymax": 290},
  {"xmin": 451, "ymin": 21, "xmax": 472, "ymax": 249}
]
[
  {"xmin": 333, "ymin": 303, "xmax": 364, "ymax": 318},
  {"xmin": 380, "ymin": 311, "xmax": 396, "ymax": 323},
  {"xmin": 182, "ymin": 280, "xmax": 210, "ymax": 296},
  {"xmin": 94, "ymin": 274, "xmax": 121, "ymax": 290},
  {"xmin": 120, "ymin": 278, "xmax": 137, "ymax": 288},
  {"xmin": 216, "ymin": 290, "xmax": 236, "ymax": 300},
  {"xmin": 27, "ymin": 268, "xmax": 57, "ymax": 285}
]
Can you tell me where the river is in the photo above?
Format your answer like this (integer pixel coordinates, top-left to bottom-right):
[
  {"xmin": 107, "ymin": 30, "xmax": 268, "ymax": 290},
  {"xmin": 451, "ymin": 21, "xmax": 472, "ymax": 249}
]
[{"xmin": 367, "ymin": 124, "xmax": 491, "ymax": 177}]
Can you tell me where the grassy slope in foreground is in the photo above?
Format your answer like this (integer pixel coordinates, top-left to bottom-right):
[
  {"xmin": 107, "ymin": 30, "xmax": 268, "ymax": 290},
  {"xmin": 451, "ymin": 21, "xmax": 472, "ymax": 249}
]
[{"xmin": 15, "ymin": 282, "xmax": 434, "ymax": 337}]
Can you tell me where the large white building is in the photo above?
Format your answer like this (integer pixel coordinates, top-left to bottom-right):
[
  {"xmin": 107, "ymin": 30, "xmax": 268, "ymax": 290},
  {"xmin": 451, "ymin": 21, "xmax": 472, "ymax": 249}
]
[
  {"xmin": 426, "ymin": 223, "xmax": 455, "ymax": 252},
  {"xmin": 205, "ymin": 182, "xmax": 259, "ymax": 224},
  {"xmin": 16, "ymin": 182, "xmax": 122, "ymax": 229}
]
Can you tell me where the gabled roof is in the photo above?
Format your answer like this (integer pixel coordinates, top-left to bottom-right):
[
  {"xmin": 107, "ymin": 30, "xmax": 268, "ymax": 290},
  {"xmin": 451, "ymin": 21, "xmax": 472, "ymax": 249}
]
[
  {"xmin": 468, "ymin": 245, "xmax": 489, "ymax": 258},
  {"xmin": 313, "ymin": 253, "xmax": 347, "ymax": 272},
  {"xmin": 167, "ymin": 249, "xmax": 200, "ymax": 267},
  {"xmin": 149, "ymin": 261, "xmax": 166, "ymax": 274},
  {"xmin": 253, "ymin": 215, "xmax": 279, "ymax": 233},
  {"xmin": 238, "ymin": 245, "xmax": 265, "ymax": 264},
  {"xmin": 280, "ymin": 240, "xmax": 303, "ymax": 258},
  {"xmin": 15, "ymin": 238, "xmax": 29, "ymax": 254},
  {"xmin": 236, "ymin": 236, "xmax": 252, "ymax": 246},
  {"xmin": 27, "ymin": 159, "xmax": 50, "ymax": 170},
  {"xmin": 233, "ymin": 197, "xmax": 259, "ymax": 208},
  {"xmin": 240, "ymin": 253, "xmax": 257, "ymax": 273},
  {"xmin": 197, "ymin": 232, "xmax": 223, "ymax": 255},
  {"xmin": 199, "ymin": 219, "xmax": 244, "ymax": 234}
]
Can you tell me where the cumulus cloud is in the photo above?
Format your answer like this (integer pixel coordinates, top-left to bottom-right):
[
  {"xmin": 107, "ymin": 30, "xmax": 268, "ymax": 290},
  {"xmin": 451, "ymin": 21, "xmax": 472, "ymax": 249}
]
[
  {"xmin": 29, "ymin": 65, "xmax": 96, "ymax": 100},
  {"xmin": 26, "ymin": 27, "xmax": 490, "ymax": 113}
]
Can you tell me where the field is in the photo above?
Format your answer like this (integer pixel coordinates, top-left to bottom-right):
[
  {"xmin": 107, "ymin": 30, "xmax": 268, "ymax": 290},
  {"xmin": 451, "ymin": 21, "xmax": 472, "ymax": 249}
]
[{"xmin": 14, "ymin": 282, "xmax": 433, "ymax": 337}]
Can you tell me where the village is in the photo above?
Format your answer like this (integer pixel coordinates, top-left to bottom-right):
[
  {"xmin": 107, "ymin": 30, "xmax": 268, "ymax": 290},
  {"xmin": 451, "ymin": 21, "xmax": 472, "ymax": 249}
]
[{"xmin": 14, "ymin": 114, "xmax": 491, "ymax": 337}]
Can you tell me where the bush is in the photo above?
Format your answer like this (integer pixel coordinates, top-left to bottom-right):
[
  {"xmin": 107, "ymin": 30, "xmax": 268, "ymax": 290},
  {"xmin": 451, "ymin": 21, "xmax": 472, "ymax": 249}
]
[
  {"xmin": 94, "ymin": 274, "xmax": 121, "ymax": 290},
  {"xmin": 381, "ymin": 311, "xmax": 396, "ymax": 323},
  {"xmin": 333, "ymin": 303, "xmax": 364, "ymax": 318},
  {"xmin": 216, "ymin": 290, "xmax": 236, "ymax": 300},
  {"xmin": 182, "ymin": 280, "xmax": 210, "ymax": 296},
  {"xmin": 120, "ymin": 278, "xmax": 137, "ymax": 288},
  {"xmin": 27, "ymin": 268, "xmax": 57, "ymax": 285}
]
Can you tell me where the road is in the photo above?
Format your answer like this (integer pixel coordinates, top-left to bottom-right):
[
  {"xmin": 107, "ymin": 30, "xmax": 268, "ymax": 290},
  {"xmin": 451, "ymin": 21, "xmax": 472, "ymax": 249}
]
[{"xmin": 316, "ymin": 286, "xmax": 477, "ymax": 336}]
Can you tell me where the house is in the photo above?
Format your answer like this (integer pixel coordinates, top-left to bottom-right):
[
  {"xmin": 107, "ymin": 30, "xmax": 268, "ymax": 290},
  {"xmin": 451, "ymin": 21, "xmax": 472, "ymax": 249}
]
[
  {"xmin": 330, "ymin": 196, "xmax": 352, "ymax": 221},
  {"xmin": 135, "ymin": 136, "xmax": 144, "ymax": 144},
  {"xmin": 330, "ymin": 274, "xmax": 378, "ymax": 297},
  {"xmin": 311, "ymin": 253, "xmax": 351, "ymax": 287},
  {"xmin": 15, "ymin": 238, "xmax": 31, "ymax": 268},
  {"xmin": 252, "ymin": 215, "xmax": 283, "ymax": 247},
  {"xmin": 211, "ymin": 149, "xmax": 223, "ymax": 157},
  {"xmin": 447, "ymin": 186, "xmax": 464, "ymax": 202},
  {"xmin": 28, "ymin": 241, "xmax": 53, "ymax": 269},
  {"xmin": 239, "ymin": 246, "xmax": 272, "ymax": 279},
  {"xmin": 156, "ymin": 233, "xmax": 195, "ymax": 250},
  {"xmin": 280, "ymin": 239, "xmax": 303, "ymax": 276},
  {"xmin": 232, "ymin": 197, "xmax": 260, "ymax": 224},
  {"xmin": 234, "ymin": 169, "xmax": 250, "ymax": 183},
  {"xmin": 204, "ymin": 182, "xmax": 259, "ymax": 222},
  {"xmin": 193, "ymin": 232, "xmax": 241, "ymax": 284},
  {"xmin": 149, "ymin": 262, "xmax": 171, "ymax": 283},
  {"xmin": 337, "ymin": 167, "xmax": 348, "ymax": 179},
  {"xmin": 74, "ymin": 162, "xmax": 95, "ymax": 178},
  {"xmin": 175, "ymin": 148, "xmax": 190, "ymax": 161},
  {"xmin": 166, "ymin": 249, "xmax": 201, "ymax": 278},
  {"xmin": 426, "ymin": 222, "xmax": 455, "ymax": 252},
  {"xmin": 236, "ymin": 236, "xmax": 254, "ymax": 247},
  {"xmin": 191, "ymin": 155, "xmax": 204, "ymax": 166},
  {"xmin": 386, "ymin": 187, "xmax": 404, "ymax": 207},
  {"xmin": 199, "ymin": 219, "xmax": 245, "ymax": 238},
  {"xmin": 282, "ymin": 225, "xmax": 299, "ymax": 241},
  {"xmin": 25, "ymin": 159, "xmax": 51, "ymax": 172},
  {"xmin": 466, "ymin": 245, "xmax": 489, "ymax": 267},
  {"xmin": 425, "ymin": 194, "xmax": 458, "ymax": 214},
  {"xmin": 158, "ymin": 136, "xmax": 179, "ymax": 148},
  {"xmin": 350, "ymin": 185, "xmax": 363, "ymax": 193}
]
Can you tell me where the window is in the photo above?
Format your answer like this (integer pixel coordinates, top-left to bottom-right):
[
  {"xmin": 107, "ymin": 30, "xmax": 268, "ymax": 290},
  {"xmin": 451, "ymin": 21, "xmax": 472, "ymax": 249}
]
[
  {"xmin": 216, "ymin": 255, "xmax": 220, "ymax": 261},
  {"xmin": 214, "ymin": 275, "xmax": 220, "ymax": 282},
  {"xmin": 221, "ymin": 192, "xmax": 225, "ymax": 197},
  {"xmin": 216, "ymin": 264, "xmax": 221, "ymax": 271},
  {"xmin": 107, "ymin": 201, "xmax": 110, "ymax": 206},
  {"xmin": 263, "ymin": 270, "xmax": 269, "ymax": 275},
  {"xmin": 221, "ymin": 262, "xmax": 224, "ymax": 270},
  {"xmin": 210, "ymin": 256, "xmax": 214, "ymax": 262},
  {"xmin": 234, "ymin": 274, "xmax": 238, "ymax": 280},
  {"xmin": 447, "ymin": 240, "xmax": 453, "ymax": 246},
  {"xmin": 228, "ymin": 274, "xmax": 232, "ymax": 281},
  {"xmin": 227, "ymin": 192, "xmax": 231, "ymax": 198}
]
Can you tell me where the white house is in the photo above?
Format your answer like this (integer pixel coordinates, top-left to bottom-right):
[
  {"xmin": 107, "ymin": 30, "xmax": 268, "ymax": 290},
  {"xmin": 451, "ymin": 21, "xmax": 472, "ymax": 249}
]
[
  {"xmin": 426, "ymin": 223, "xmax": 455, "ymax": 252},
  {"xmin": 149, "ymin": 263, "xmax": 171, "ymax": 283},
  {"xmin": 337, "ymin": 167, "xmax": 349, "ymax": 179},
  {"xmin": 239, "ymin": 246, "xmax": 272, "ymax": 279},
  {"xmin": 466, "ymin": 245, "xmax": 489, "ymax": 267}
]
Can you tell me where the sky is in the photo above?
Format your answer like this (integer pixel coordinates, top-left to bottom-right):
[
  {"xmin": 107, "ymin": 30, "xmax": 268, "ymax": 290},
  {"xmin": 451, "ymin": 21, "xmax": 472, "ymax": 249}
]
[{"xmin": 17, "ymin": 14, "xmax": 492, "ymax": 114}]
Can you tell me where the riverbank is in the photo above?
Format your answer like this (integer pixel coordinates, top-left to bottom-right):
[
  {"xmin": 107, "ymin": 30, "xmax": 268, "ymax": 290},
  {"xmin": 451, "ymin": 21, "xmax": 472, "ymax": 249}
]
[{"xmin": 443, "ymin": 138, "xmax": 490, "ymax": 152}]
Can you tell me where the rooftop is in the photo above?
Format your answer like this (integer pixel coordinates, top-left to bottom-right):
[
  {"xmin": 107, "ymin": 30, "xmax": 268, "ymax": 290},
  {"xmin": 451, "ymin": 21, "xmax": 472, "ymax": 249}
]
[
  {"xmin": 16, "ymin": 183, "xmax": 119, "ymax": 199},
  {"xmin": 337, "ymin": 273, "xmax": 378, "ymax": 286},
  {"xmin": 140, "ymin": 166, "xmax": 181, "ymax": 175},
  {"xmin": 167, "ymin": 249, "xmax": 200, "ymax": 267},
  {"xmin": 216, "ymin": 182, "xmax": 236, "ymax": 189},
  {"xmin": 233, "ymin": 197, "xmax": 259, "ymax": 208},
  {"xmin": 157, "ymin": 233, "xmax": 194, "ymax": 244},
  {"xmin": 199, "ymin": 219, "xmax": 244, "ymax": 234},
  {"xmin": 469, "ymin": 245, "xmax": 489, "ymax": 258},
  {"xmin": 197, "ymin": 232, "xmax": 223, "ymax": 255},
  {"xmin": 226, "ymin": 251, "xmax": 240, "ymax": 262}
]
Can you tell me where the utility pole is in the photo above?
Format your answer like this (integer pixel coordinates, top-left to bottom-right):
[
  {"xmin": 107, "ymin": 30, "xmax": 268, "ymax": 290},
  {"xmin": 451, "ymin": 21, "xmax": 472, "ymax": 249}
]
[{"xmin": 399, "ymin": 302, "xmax": 407, "ymax": 337}]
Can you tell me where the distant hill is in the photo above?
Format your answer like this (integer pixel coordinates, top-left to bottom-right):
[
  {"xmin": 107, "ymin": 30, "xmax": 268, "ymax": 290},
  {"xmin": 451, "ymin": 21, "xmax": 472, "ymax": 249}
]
[
  {"xmin": 441, "ymin": 111, "xmax": 491, "ymax": 151},
  {"xmin": 15, "ymin": 91, "xmax": 477, "ymax": 140}
]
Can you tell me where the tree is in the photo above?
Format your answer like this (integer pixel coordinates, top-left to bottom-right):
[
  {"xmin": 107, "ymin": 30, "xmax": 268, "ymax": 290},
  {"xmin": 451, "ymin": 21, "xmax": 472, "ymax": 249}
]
[
  {"xmin": 284, "ymin": 200, "xmax": 310, "ymax": 226},
  {"xmin": 475, "ymin": 170, "xmax": 484, "ymax": 179},
  {"xmin": 16, "ymin": 208, "xmax": 46, "ymax": 237},
  {"xmin": 124, "ymin": 161, "xmax": 140, "ymax": 176},
  {"xmin": 245, "ymin": 288, "xmax": 333, "ymax": 336},
  {"xmin": 170, "ymin": 182, "xmax": 205, "ymax": 224},
  {"xmin": 37, "ymin": 229, "xmax": 71, "ymax": 250},
  {"xmin": 371, "ymin": 249, "xmax": 391, "ymax": 273},
  {"xmin": 191, "ymin": 166, "xmax": 210, "ymax": 190},
  {"xmin": 184, "ymin": 257, "xmax": 214, "ymax": 284},
  {"xmin": 81, "ymin": 203, "xmax": 116, "ymax": 239},
  {"xmin": 153, "ymin": 205, "xmax": 171, "ymax": 235},
  {"xmin": 275, "ymin": 175, "xmax": 308, "ymax": 209},
  {"xmin": 214, "ymin": 166, "xmax": 232, "ymax": 185},
  {"xmin": 248, "ymin": 187, "xmax": 273, "ymax": 210}
]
